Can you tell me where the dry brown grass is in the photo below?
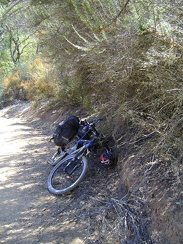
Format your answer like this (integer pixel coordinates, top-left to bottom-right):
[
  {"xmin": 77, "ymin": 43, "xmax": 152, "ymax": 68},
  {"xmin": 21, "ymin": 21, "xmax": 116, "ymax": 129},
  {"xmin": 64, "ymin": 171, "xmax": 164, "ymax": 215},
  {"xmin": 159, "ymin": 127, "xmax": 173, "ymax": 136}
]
[
  {"xmin": 67, "ymin": 28, "xmax": 183, "ymax": 242},
  {"xmin": 67, "ymin": 26, "xmax": 182, "ymax": 162}
]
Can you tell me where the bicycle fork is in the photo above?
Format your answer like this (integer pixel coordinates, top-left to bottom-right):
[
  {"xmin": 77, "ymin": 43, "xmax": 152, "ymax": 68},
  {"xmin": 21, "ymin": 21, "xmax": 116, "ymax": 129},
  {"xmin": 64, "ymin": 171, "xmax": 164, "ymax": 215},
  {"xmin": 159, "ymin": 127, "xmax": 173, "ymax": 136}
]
[{"xmin": 64, "ymin": 157, "xmax": 82, "ymax": 176}]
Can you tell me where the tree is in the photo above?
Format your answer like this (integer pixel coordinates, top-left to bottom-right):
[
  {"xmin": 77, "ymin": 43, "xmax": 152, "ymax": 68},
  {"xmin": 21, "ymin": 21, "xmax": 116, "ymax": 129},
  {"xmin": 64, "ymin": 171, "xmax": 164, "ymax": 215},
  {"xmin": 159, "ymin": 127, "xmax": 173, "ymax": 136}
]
[{"xmin": 5, "ymin": 25, "xmax": 33, "ymax": 64}]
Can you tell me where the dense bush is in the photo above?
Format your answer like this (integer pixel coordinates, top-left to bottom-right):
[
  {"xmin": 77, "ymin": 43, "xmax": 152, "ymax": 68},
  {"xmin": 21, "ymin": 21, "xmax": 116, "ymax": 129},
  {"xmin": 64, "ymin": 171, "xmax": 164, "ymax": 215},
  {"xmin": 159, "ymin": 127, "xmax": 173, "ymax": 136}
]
[{"xmin": 1, "ymin": 0, "xmax": 182, "ymax": 161}]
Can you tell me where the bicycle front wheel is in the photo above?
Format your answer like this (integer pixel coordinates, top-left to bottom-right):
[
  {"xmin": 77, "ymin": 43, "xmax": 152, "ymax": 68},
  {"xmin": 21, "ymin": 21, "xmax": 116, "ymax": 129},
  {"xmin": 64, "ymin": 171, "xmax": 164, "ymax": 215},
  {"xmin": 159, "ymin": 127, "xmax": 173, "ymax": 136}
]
[{"xmin": 47, "ymin": 155, "xmax": 88, "ymax": 195}]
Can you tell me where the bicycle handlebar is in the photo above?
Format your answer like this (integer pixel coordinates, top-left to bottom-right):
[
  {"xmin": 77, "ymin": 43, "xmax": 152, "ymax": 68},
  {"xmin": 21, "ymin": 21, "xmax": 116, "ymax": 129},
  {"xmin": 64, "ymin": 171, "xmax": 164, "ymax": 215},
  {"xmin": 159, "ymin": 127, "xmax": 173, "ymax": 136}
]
[
  {"xmin": 68, "ymin": 136, "xmax": 97, "ymax": 158},
  {"xmin": 77, "ymin": 136, "xmax": 98, "ymax": 148}
]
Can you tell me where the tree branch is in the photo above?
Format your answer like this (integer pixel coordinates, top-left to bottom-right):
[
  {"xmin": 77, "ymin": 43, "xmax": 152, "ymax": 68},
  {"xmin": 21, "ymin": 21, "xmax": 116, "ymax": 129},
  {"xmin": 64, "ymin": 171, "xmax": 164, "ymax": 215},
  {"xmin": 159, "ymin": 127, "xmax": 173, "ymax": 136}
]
[
  {"xmin": 98, "ymin": 0, "xmax": 131, "ymax": 32},
  {"xmin": 109, "ymin": 0, "xmax": 131, "ymax": 26}
]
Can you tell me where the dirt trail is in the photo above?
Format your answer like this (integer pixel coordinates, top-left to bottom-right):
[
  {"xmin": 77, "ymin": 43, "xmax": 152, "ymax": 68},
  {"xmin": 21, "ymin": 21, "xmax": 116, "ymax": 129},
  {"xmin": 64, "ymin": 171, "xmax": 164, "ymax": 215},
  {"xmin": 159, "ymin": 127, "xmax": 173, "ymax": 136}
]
[{"xmin": 0, "ymin": 103, "xmax": 123, "ymax": 244}]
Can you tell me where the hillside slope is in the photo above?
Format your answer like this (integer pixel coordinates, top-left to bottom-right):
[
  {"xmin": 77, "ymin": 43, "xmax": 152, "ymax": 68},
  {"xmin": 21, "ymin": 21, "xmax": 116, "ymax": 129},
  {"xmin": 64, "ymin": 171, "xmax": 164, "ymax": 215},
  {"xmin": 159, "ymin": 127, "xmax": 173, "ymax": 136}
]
[{"xmin": 6, "ymin": 100, "xmax": 183, "ymax": 244}]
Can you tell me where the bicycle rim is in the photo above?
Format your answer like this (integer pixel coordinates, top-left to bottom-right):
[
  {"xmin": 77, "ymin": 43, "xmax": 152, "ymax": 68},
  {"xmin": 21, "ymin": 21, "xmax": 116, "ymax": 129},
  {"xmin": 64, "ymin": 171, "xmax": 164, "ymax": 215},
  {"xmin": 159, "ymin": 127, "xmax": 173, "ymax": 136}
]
[{"xmin": 47, "ymin": 155, "xmax": 88, "ymax": 195}]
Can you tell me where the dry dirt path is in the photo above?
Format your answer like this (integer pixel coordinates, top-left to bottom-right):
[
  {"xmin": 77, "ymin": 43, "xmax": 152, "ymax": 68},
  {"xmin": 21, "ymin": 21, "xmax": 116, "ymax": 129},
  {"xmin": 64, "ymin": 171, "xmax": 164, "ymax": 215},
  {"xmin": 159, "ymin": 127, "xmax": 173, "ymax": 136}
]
[{"xmin": 0, "ymin": 103, "xmax": 123, "ymax": 244}]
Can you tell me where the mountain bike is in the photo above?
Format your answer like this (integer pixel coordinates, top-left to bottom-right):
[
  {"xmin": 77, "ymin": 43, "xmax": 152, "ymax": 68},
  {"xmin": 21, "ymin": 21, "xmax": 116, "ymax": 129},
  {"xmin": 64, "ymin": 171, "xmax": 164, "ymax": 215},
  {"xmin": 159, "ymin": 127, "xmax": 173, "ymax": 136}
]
[{"xmin": 47, "ymin": 119, "xmax": 117, "ymax": 195}]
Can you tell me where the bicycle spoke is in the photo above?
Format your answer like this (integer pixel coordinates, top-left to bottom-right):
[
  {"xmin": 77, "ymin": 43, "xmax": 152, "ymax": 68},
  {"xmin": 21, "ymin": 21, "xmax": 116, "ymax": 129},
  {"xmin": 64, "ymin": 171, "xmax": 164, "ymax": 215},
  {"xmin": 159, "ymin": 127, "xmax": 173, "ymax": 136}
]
[{"xmin": 51, "ymin": 158, "xmax": 84, "ymax": 191}]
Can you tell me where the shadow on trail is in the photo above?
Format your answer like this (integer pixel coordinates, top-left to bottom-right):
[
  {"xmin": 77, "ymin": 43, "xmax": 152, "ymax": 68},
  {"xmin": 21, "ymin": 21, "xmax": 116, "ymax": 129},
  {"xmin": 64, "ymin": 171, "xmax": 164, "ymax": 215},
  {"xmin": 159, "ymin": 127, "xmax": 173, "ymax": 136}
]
[
  {"xmin": 0, "ymin": 109, "xmax": 151, "ymax": 244},
  {"xmin": 0, "ymin": 114, "xmax": 124, "ymax": 244}
]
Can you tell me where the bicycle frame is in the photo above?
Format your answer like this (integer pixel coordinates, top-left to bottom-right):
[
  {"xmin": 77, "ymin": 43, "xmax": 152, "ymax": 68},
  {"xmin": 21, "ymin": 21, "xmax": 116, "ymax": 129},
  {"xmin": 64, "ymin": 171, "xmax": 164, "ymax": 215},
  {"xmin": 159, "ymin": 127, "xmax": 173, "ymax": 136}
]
[
  {"xmin": 47, "ymin": 118, "xmax": 116, "ymax": 195},
  {"xmin": 48, "ymin": 118, "xmax": 108, "ymax": 167},
  {"xmin": 64, "ymin": 136, "xmax": 98, "ymax": 161}
]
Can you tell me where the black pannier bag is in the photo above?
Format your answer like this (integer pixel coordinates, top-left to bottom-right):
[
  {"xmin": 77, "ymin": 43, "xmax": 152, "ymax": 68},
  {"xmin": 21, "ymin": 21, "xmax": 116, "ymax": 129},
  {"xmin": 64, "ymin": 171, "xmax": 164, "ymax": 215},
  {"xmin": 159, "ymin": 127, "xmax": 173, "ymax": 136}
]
[{"xmin": 53, "ymin": 115, "xmax": 80, "ymax": 147}]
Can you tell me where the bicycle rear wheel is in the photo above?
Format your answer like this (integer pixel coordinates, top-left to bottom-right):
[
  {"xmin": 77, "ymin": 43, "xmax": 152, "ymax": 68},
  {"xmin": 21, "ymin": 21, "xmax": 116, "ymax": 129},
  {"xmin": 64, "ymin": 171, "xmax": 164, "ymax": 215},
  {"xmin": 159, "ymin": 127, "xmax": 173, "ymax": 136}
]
[{"xmin": 47, "ymin": 155, "xmax": 88, "ymax": 195}]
